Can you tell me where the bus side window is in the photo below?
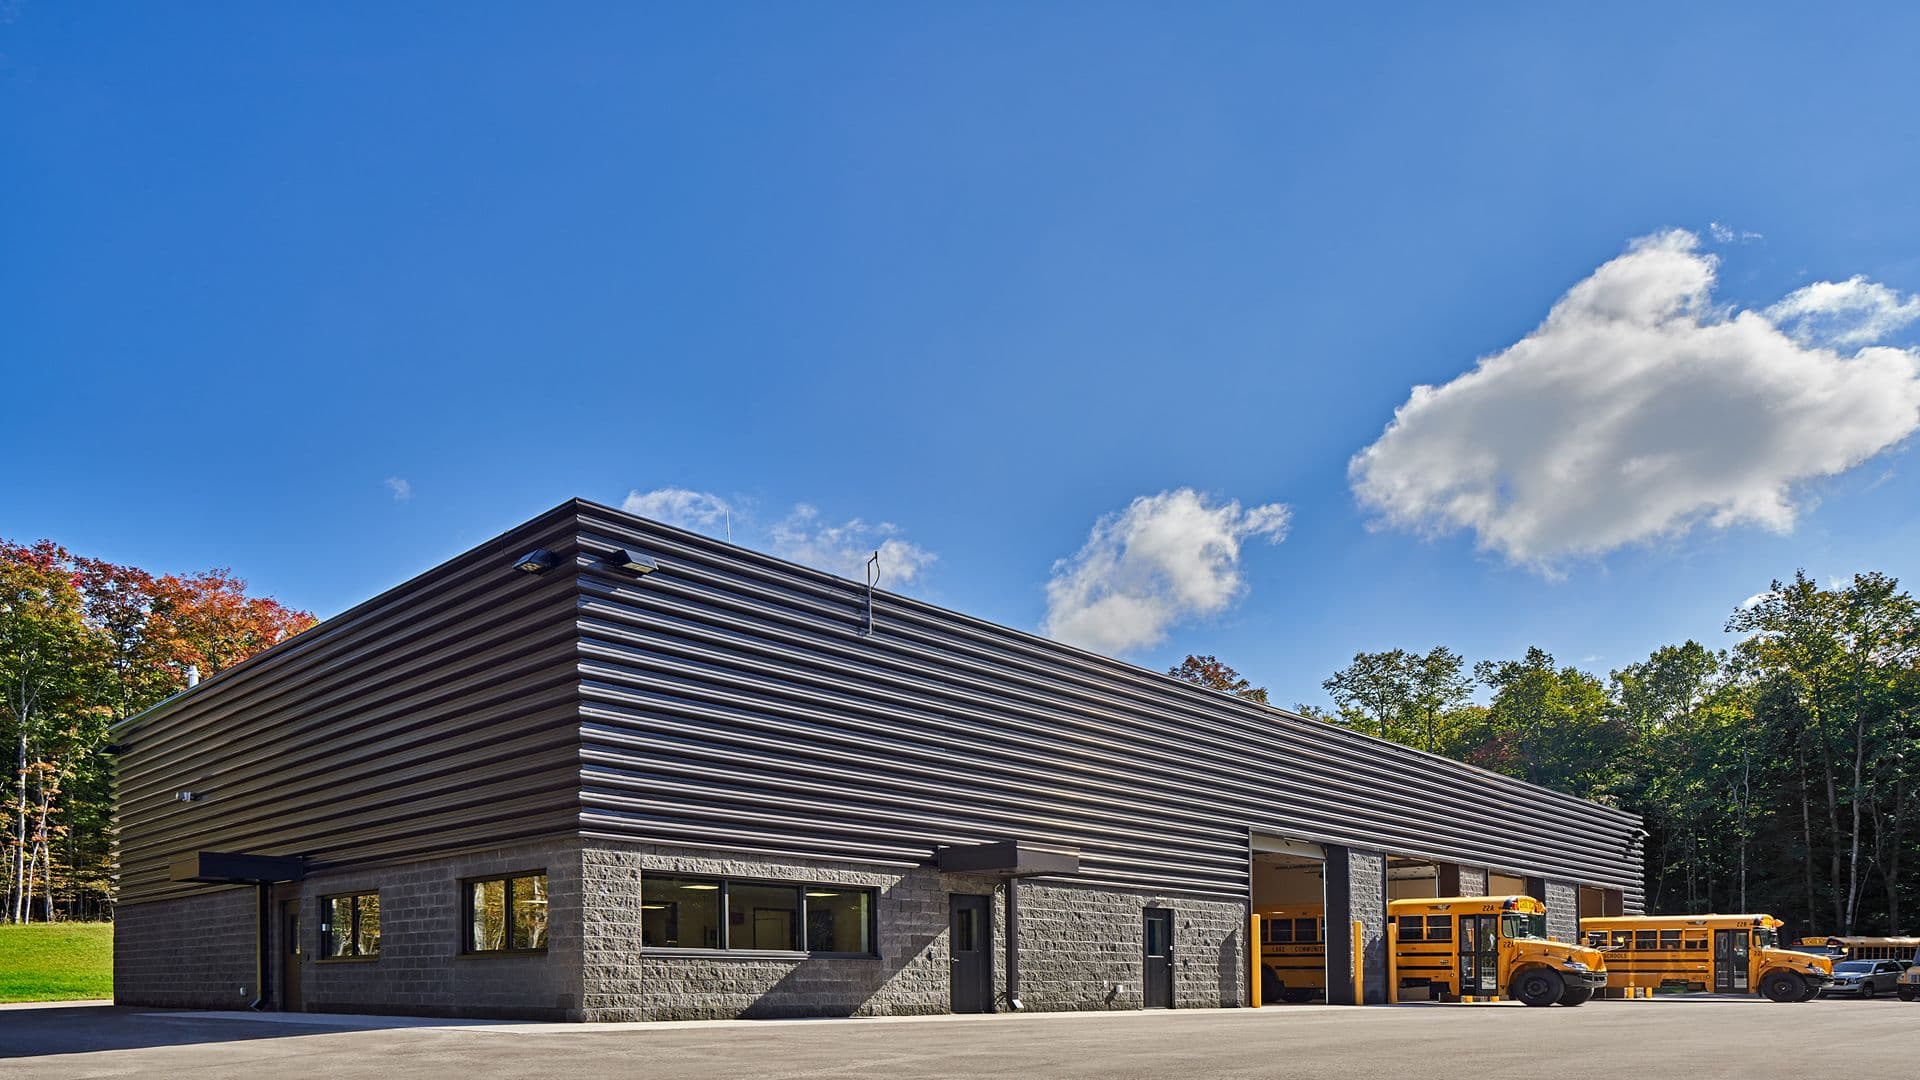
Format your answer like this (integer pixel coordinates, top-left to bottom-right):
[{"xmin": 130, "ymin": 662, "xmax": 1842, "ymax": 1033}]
[
  {"xmin": 1612, "ymin": 931, "xmax": 1631, "ymax": 950},
  {"xmin": 1310, "ymin": 919, "xmax": 1323, "ymax": 943},
  {"xmin": 1426, "ymin": 916, "xmax": 1451, "ymax": 943},
  {"xmin": 1635, "ymin": 930, "xmax": 1658, "ymax": 951},
  {"xmin": 1684, "ymin": 933, "xmax": 1707, "ymax": 950},
  {"xmin": 1586, "ymin": 931, "xmax": 1606, "ymax": 948},
  {"xmin": 1270, "ymin": 920, "xmax": 1293, "ymax": 945},
  {"xmin": 1659, "ymin": 930, "xmax": 1682, "ymax": 950}
]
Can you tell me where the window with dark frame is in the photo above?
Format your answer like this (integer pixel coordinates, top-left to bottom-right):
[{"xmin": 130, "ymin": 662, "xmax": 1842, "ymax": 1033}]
[
  {"xmin": 1396, "ymin": 916, "xmax": 1424, "ymax": 943},
  {"xmin": 1425, "ymin": 915, "xmax": 1452, "ymax": 942},
  {"xmin": 639, "ymin": 875, "xmax": 876, "ymax": 955},
  {"xmin": 465, "ymin": 872, "xmax": 549, "ymax": 954},
  {"xmin": 322, "ymin": 892, "xmax": 381, "ymax": 959}
]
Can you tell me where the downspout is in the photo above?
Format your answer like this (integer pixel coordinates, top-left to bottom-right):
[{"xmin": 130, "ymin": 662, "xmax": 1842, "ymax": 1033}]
[
  {"xmin": 1005, "ymin": 877, "xmax": 1023, "ymax": 1010},
  {"xmin": 249, "ymin": 883, "xmax": 270, "ymax": 1011}
]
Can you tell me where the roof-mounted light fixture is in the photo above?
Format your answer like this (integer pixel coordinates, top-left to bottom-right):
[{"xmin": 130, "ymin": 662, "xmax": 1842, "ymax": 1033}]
[
  {"xmin": 607, "ymin": 548, "xmax": 658, "ymax": 575},
  {"xmin": 514, "ymin": 549, "xmax": 556, "ymax": 575}
]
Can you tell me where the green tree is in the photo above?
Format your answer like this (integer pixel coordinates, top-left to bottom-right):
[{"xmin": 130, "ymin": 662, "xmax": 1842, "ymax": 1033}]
[{"xmin": 1323, "ymin": 649, "xmax": 1414, "ymax": 740}]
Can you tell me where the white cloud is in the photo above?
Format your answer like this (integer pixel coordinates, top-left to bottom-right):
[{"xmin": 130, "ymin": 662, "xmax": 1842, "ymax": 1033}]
[
  {"xmin": 1350, "ymin": 229, "xmax": 1920, "ymax": 571},
  {"xmin": 622, "ymin": 487, "xmax": 735, "ymax": 533},
  {"xmin": 621, "ymin": 487, "xmax": 935, "ymax": 588},
  {"xmin": 1739, "ymin": 591, "xmax": 1772, "ymax": 610},
  {"xmin": 770, "ymin": 504, "xmax": 936, "ymax": 585},
  {"xmin": 385, "ymin": 477, "xmax": 412, "ymax": 502},
  {"xmin": 1708, "ymin": 221, "xmax": 1763, "ymax": 244},
  {"xmin": 1765, "ymin": 275, "xmax": 1920, "ymax": 349},
  {"xmin": 1042, "ymin": 488, "xmax": 1290, "ymax": 656}
]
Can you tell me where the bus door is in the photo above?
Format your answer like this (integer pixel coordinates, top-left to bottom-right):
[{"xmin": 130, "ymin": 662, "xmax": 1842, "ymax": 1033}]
[
  {"xmin": 1713, "ymin": 929, "xmax": 1750, "ymax": 993},
  {"xmin": 1458, "ymin": 915, "xmax": 1500, "ymax": 996}
]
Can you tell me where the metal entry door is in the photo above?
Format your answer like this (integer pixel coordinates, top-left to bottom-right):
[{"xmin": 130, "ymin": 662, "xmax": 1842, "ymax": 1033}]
[
  {"xmin": 1458, "ymin": 915, "xmax": 1500, "ymax": 997},
  {"xmin": 949, "ymin": 894, "xmax": 993, "ymax": 1013},
  {"xmin": 279, "ymin": 899, "xmax": 304, "ymax": 1011},
  {"xmin": 1143, "ymin": 909, "xmax": 1174, "ymax": 1008},
  {"xmin": 1714, "ymin": 929, "xmax": 1749, "ymax": 993}
]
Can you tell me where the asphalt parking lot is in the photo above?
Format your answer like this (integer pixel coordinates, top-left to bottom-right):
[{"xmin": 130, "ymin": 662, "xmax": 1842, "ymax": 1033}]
[{"xmin": 1, "ymin": 996, "xmax": 1909, "ymax": 1080}]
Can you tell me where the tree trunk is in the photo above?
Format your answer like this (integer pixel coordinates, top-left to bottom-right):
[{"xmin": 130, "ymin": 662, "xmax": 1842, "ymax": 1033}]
[
  {"xmin": 12, "ymin": 723, "xmax": 27, "ymax": 925},
  {"xmin": 1846, "ymin": 714, "xmax": 1866, "ymax": 933}
]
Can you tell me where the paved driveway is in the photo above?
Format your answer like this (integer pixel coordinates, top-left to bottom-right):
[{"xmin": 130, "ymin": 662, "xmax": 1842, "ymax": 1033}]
[{"xmin": 1, "ymin": 997, "xmax": 1907, "ymax": 1079}]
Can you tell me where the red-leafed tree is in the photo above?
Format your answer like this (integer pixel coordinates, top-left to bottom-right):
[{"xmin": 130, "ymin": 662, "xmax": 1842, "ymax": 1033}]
[{"xmin": 2, "ymin": 541, "xmax": 314, "ymax": 922}]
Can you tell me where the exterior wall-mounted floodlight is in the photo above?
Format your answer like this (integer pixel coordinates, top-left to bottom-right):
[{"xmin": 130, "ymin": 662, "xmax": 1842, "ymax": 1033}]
[
  {"xmin": 514, "ymin": 549, "xmax": 556, "ymax": 574},
  {"xmin": 607, "ymin": 548, "xmax": 658, "ymax": 575}
]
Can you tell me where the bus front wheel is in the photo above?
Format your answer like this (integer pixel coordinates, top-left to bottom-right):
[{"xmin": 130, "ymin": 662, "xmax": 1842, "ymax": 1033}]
[
  {"xmin": 1897, "ymin": 987, "xmax": 1914, "ymax": 1002},
  {"xmin": 1512, "ymin": 969, "xmax": 1564, "ymax": 1007},
  {"xmin": 1760, "ymin": 972, "xmax": 1806, "ymax": 1003},
  {"xmin": 1558, "ymin": 985, "xmax": 1593, "ymax": 1007}
]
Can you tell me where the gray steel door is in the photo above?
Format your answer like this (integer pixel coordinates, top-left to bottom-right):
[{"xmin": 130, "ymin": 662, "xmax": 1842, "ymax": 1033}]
[
  {"xmin": 1143, "ymin": 909, "xmax": 1174, "ymax": 1008},
  {"xmin": 280, "ymin": 899, "xmax": 303, "ymax": 1011},
  {"xmin": 949, "ymin": 894, "xmax": 992, "ymax": 1013}
]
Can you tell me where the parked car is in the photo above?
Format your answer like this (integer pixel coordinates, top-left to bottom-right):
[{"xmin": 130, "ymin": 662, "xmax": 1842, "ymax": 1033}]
[{"xmin": 1823, "ymin": 959, "xmax": 1907, "ymax": 999}]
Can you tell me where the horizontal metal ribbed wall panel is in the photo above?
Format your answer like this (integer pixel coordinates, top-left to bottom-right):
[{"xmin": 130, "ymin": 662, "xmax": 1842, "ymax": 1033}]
[
  {"xmin": 568, "ymin": 502, "xmax": 1644, "ymax": 906},
  {"xmin": 114, "ymin": 508, "xmax": 586, "ymax": 905}
]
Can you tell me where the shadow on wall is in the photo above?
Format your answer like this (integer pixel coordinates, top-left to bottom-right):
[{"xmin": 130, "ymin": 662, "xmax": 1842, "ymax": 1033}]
[{"xmin": 1218, "ymin": 930, "xmax": 1242, "ymax": 1007}]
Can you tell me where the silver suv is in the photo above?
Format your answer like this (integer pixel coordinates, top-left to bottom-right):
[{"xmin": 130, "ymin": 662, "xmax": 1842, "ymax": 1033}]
[{"xmin": 1824, "ymin": 959, "xmax": 1906, "ymax": 999}]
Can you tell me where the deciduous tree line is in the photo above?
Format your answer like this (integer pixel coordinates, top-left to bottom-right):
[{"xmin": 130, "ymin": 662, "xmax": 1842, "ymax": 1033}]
[
  {"xmin": 1, "ymin": 539, "xmax": 311, "ymax": 923},
  {"xmin": 1171, "ymin": 570, "xmax": 1920, "ymax": 937}
]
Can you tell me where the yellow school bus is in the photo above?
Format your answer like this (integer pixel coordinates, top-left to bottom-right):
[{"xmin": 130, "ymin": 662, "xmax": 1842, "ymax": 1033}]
[
  {"xmin": 1816, "ymin": 935, "xmax": 1920, "ymax": 962},
  {"xmin": 1811, "ymin": 938, "xmax": 1920, "ymax": 1001},
  {"xmin": 1391, "ymin": 895, "xmax": 1607, "ymax": 1006},
  {"xmin": 1255, "ymin": 905, "xmax": 1327, "ymax": 1003},
  {"xmin": 1581, "ymin": 914, "xmax": 1833, "ymax": 1002}
]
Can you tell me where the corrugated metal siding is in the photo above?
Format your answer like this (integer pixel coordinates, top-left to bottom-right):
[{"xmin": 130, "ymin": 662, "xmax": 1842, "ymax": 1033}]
[
  {"xmin": 568, "ymin": 502, "xmax": 1645, "ymax": 907},
  {"xmin": 114, "ymin": 509, "xmax": 585, "ymax": 905}
]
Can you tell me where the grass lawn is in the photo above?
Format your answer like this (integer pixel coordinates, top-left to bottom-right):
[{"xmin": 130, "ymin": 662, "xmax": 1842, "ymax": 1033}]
[{"xmin": 0, "ymin": 923, "xmax": 113, "ymax": 1002}]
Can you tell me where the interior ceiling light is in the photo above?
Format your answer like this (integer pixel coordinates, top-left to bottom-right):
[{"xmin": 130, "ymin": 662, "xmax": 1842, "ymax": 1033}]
[
  {"xmin": 514, "ymin": 549, "xmax": 556, "ymax": 574},
  {"xmin": 681, "ymin": 883, "xmax": 720, "ymax": 891},
  {"xmin": 608, "ymin": 548, "xmax": 658, "ymax": 574}
]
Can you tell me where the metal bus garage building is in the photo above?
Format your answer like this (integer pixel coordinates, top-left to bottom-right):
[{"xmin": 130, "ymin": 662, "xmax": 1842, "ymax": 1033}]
[{"xmin": 113, "ymin": 499, "xmax": 1645, "ymax": 1021}]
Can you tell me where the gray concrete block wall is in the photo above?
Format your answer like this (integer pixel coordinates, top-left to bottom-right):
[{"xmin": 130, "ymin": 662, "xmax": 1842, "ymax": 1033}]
[
  {"xmin": 1345, "ymin": 849, "xmax": 1389, "ymax": 1004},
  {"xmin": 291, "ymin": 838, "xmax": 583, "ymax": 1020},
  {"xmin": 1457, "ymin": 865, "xmax": 1489, "ymax": 896},
  {"xmin": 118, "ymin": 838, "xmax": 586, "ymax": 1021},
  {"xmin": 584, "ymin": 842, "xmax": 1247, "ymax": 1020},
  {"xmin": 1543, "ymin": 880, "xmax": 1578, "ymax": 942},
  {"xmin": 115, "ymin": 887, "xmax": 259, "ymax": 1009},
  {"xmin": 592, "ymin": 842, "xmax": 953, "ymax": 1021},
  {"xmin": 1002, "ymin": 881, "xmax": 1243, "ymax": 1011}
]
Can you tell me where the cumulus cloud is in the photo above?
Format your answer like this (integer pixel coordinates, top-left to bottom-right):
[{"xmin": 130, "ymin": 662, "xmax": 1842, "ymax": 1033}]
[
  {"xmin": 1350, "ymin": 229, "xmax": 1920, "ymax": 571},
  {"xmin": 1042, "ymin": 488, "xmax": 1290, "ymax": 656},
  {"xmin": 621, "ymin": 487, "xmax": 935, "ymax": 587},
  {"xmin": 622, "ymin": 486, "xmax": 735, "ymax": 533},
  {"xmin": 385, "ymin": 477, "xmax": 412, "ymax": 502},
  {"xmin": 1765, "ymin": 276, "xmax": 1920, "ymax": 349},
  {"xmin": 770, "ymin": 504, "xmax": 936, "ymax": 585}
]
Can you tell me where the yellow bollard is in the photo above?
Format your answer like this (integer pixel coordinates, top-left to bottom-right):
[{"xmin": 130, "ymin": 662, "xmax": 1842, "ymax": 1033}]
[
  {"xmin": 1387, "ymin": 922, "xmax": 1399, "ymax": 1004},
  {"xmin": 1249, "ymin": 914, "xmax": 1262, "ymax": 1008},
  {"xmin": 1352, "ymin": 919, "xmax": 1365, "ymax": 1006}
]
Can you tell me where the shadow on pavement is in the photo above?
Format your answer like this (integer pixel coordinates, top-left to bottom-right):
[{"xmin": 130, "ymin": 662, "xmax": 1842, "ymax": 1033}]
[{"xmin": 0, "ymin": 1003, "xmax": 481, "ymax": 1059}]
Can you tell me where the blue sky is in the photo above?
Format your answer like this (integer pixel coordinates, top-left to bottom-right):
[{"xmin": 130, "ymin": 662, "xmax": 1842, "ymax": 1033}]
[{"xmin": 5, "ymin": 3, "xmax": 1919, "ymax": 708}]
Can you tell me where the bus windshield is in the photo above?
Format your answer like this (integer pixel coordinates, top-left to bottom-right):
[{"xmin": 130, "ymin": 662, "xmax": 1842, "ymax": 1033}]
[
  {"xmin": 1501, "ymin": 912, "xmax": 1547, "ymax": 941},
  {"xmin": 1754, "ymin": 927, "xmax": 1779, "ymax": 948}
]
